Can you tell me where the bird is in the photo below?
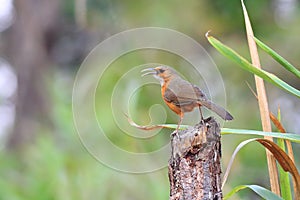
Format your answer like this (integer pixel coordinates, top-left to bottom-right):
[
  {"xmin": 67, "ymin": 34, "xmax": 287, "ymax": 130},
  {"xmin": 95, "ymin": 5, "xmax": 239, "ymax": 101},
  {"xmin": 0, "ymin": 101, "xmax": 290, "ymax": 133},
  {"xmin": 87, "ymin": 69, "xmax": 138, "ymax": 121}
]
[{"xmin": 141, "ymin": 66, "xmax": 233, "ymax": 132}]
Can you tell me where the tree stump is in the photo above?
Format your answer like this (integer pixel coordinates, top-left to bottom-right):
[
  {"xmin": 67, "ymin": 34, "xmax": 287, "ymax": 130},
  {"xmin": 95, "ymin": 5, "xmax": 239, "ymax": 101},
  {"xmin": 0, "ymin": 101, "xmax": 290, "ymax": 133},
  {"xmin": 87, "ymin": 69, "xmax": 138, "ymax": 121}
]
[{"xmin": 168, "ymin": 117, "xmax": 222, "ymax": 200}]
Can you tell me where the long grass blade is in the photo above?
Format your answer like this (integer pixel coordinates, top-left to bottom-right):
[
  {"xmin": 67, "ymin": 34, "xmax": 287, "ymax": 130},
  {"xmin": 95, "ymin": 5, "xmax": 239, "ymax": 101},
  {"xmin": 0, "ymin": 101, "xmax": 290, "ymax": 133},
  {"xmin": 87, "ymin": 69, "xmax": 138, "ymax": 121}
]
[
  {"xmin": 254, "ymin": 37, "xmax": 300, "ymax": 79},
  {"xmin": 127, "ymin": 115, "xmax": 300, "ymax": 143},
  {"xmin": 270, "ymin": 110, "xmax": 297, "ymax": 199},
  {"xmin": 221, "ymin": 128, "xmax": 300, "ymax": 143},
  {"xmin": 275, "ymin": 128, "xmax": 292, "ymax": 199},
  {"xmin": 206, "ymin": 34, "xmax": 300, "ymax": 98}
]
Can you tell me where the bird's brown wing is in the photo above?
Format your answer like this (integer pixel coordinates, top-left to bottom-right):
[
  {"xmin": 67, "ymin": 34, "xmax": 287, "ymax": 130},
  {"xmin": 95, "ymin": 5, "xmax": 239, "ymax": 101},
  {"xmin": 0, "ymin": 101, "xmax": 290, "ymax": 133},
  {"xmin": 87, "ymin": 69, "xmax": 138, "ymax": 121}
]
[
  {"xmin": 163, "ymin": 78, "xmax": 205, "ymax": 108},
  {"xmin": 163, "ymin": 87, "xmax": 192, "ymax": 106},
  {"xmin": 164, "ymin": 78, "xmax": 207, "ymax": 103}
]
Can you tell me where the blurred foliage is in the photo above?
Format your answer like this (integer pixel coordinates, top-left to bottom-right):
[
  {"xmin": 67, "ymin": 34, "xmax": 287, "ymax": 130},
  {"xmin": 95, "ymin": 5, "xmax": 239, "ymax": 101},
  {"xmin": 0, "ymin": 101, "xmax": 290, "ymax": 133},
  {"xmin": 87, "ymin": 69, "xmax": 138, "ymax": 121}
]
[{"xmin": 0, "ymin": 0, "xmax": 300, "ymax": 199}]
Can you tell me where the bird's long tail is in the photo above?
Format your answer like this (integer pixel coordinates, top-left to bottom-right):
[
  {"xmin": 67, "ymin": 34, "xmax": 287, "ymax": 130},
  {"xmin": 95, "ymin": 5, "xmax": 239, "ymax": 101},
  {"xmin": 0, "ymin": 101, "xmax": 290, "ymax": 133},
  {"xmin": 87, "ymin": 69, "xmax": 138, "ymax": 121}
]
[{"xmin": 200, "ymin": 100, "xmax": 233, "ymax": 120}]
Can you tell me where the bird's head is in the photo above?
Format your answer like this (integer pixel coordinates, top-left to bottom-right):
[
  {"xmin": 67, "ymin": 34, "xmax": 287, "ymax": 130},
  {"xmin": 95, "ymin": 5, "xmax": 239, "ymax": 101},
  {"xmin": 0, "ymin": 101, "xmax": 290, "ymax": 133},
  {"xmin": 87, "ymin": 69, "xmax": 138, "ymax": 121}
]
[{"xmin": 141, "ymin": 66, "xmax": 178, "ymax": 85}]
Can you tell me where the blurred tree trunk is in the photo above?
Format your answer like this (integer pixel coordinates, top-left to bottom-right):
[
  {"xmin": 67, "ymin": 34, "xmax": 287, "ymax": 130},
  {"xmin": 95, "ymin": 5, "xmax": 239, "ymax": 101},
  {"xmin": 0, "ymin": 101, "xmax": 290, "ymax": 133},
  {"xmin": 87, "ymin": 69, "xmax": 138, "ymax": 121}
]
[{"xmin": 6, "ymin": 0, "xmax": 60, "ymax": 150}]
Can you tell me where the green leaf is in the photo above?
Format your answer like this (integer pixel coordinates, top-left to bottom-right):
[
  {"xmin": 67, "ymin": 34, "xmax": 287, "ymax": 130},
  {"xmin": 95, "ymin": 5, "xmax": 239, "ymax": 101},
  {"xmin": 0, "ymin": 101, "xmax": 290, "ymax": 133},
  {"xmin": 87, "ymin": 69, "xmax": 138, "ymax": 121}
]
[
  {"xmin": 206, "ymin": 34, "xmax": 300, "ymax": 98},
  {"xmin": 277, "ymin": 140, "xmax": 293, "ymax": 200},
  {"xmin": 275, "ymin": 112, "xmax": 293, "ymax": 200},
  {"xmin": 221, "ymin": 128, "xmax": 300, "ymax": 143},
  {"xmin": 224, "ymin": 185, "xmax": 284, "ymax": 200},
  {"xmin": 254, "ymin": 37, "xmax": 300, "ymax": 79}
]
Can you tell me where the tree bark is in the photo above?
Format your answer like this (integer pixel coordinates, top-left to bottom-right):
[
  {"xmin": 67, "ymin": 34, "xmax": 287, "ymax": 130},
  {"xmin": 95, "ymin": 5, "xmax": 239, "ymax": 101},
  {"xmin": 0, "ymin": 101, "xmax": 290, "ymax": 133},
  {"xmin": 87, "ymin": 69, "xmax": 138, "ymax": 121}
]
[
  {"xmin": 168, "ymin": 117, "xmax": 222, "ymax": 200},
  {"xmin": 6, "ymin": 0, "xmax": 59, "ymax": 150}
]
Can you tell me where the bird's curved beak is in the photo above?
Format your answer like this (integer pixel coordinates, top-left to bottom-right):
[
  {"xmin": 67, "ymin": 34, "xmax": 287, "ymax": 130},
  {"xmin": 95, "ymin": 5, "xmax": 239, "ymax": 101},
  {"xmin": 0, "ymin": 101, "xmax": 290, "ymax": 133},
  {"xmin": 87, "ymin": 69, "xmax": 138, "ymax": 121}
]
[{"xmin": 141, "ymin": 68, "xmax": 157, "ymax": 77}]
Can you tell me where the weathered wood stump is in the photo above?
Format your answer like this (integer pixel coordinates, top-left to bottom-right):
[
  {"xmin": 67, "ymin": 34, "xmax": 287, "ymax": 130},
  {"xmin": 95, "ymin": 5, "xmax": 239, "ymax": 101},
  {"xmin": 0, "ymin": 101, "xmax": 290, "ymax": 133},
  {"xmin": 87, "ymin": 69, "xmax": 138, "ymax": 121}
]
[{"xmin": 168, "ymin": 117, "xmax": 222, "ymax": 200}]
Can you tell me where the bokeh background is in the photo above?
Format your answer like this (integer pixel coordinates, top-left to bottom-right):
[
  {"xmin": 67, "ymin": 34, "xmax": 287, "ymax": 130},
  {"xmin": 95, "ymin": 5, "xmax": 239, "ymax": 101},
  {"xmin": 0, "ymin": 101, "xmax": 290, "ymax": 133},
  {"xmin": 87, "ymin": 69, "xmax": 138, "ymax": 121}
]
[{"xmin": 0, "ymin": 0, "xmax": 299, "ymax": 199}]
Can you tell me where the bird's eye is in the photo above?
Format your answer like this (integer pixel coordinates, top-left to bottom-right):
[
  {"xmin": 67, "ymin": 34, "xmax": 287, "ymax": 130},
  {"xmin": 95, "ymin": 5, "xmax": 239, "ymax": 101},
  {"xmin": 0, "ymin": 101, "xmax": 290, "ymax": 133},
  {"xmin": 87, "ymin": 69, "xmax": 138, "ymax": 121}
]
[{"xmin": 158, "ymin": 68, "xmax": 165, "ymax": 73}]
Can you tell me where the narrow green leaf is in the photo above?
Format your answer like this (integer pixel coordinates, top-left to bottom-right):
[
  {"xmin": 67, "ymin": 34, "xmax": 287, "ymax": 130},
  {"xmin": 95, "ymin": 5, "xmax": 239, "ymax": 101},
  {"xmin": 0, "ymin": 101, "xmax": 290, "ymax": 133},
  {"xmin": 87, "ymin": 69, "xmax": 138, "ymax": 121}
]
[
  {"xmin": 206, "ymin": 34, "xmax": 300, "ymax": 98},
  {"xmin": 130, "ymin": 119, "xmax": 300, "ymax": 143},
  {"xmin": 276, "ymin": 112, "xmax": 293, "ymax": 200},
  {"xmin": 278, "ymin": 138, "xmax": 292, "ymax": 199},
  {"xmin": 224, "ymin": 185, "xmax": 284, "ymax": 200},
  {"xmin": 221, "ymin": 128, "xmax": 300, "ymax": 143},
  {"xmin": 254, "ymin": 37, "xmax": 300, "ymax": 79}
]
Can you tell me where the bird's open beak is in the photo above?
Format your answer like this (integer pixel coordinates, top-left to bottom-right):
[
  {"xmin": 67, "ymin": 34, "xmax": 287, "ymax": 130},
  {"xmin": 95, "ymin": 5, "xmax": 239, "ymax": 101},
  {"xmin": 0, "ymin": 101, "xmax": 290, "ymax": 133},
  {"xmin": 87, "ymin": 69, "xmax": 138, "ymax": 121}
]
[{"xmin": 141, "ymin": 68, "xmax": 157, "ymax": 77}]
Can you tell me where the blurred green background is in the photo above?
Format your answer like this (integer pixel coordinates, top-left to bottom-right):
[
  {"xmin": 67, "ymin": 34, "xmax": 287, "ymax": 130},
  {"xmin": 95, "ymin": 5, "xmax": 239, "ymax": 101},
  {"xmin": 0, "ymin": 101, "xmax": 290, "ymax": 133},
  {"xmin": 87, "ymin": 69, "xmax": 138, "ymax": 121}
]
[{"xmin": 0, "ymin": 0, "xmax": 299, "ymax": 199}]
